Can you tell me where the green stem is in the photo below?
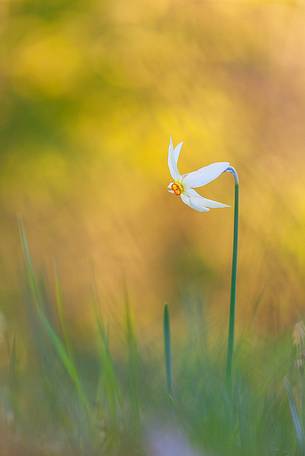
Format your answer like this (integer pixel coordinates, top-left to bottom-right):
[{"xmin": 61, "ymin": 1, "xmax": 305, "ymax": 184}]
[
  {"xmin": 163, "ymin": 304, "xmax": 173, "ymax": 396},
  {"xmin": 226, "ymin": 167, "xmax": 239, "ymax": 382}
]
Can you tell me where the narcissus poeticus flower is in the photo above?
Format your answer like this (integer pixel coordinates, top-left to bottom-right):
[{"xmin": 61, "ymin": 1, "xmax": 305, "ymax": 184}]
[{"xmin": 167, "ymin": 138, "xmax": 230, "ymax": 212}]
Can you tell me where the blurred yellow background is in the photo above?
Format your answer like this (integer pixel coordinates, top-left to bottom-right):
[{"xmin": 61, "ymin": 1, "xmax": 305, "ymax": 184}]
[{"xmin": 1, "ymin": 0, "xmax": 305, "ymax": 341}]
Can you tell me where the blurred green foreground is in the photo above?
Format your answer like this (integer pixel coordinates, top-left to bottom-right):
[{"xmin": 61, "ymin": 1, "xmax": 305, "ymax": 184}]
[{"xmin": 0, "ymin": 226, "xmax": 302, "ymax": 456}]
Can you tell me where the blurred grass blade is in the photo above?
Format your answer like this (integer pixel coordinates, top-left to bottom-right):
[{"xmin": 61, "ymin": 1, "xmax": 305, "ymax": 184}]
[
  {"xmin": 8, "ymin": 334, "xmax": 19, "ymax": 418},
  {"xmin": 18, "ymin": 220, "xmax": 41, "ymax": 310},
  {"xmin": 92, "ymin": 290, "xmax": 121, "ymax": 419},
  {"xmin": 53, "ymin": 263, "xmax": 72, "ymax": 356},
  {"xmin": 8, "ymin": 335, "xmax": 17, "ymax": 385},
  {"xmin": 285, "ymin": 378, "xmax": 305, "ymax": 454},
  {"xmin": 19, "ymin": 220, "xmax": 90, "ymax": 413},
  {"xmin": 163, "ymin": 304, "xmax": 173, "ymax": 396},
  {"xmin": 38, "ymin": 310, "xmax": 90, "ymax": 412},
  {"xmin": 125, "ymin": 297, "xmax": 140, "ymax": 422}
]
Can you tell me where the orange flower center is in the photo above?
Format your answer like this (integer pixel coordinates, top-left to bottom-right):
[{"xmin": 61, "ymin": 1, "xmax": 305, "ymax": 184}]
[{"xmin": 171, "ymin": 182, "xmax": 184, "ymax": 196}]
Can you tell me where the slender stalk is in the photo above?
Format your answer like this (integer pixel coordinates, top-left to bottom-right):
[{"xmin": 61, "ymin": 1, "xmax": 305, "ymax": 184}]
[
  {"xmin": 163, "ymin": 304, "xmax": 173, "ymax": 396},
  {"xmin": 226, "ymin": 167, "xmax": 239, "ymax": 381}
]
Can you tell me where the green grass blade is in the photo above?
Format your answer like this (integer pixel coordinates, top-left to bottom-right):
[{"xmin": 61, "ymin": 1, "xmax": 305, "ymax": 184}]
[
  {"xmin": 38, "ymin": 310, "xmax": 90, "ymax": 411},
  {"xmin": 285, "ymin": 378, "xmax": 305, "ymax": 455},
  {"xmin": 92, "ymin": 292, "xmax": 121, "ymax": 419},
  {"xmin": 53, "ymin": 263, "xmax": 72, "ymax": 356},
  {"xmin": 125, "ymin": 298, "xmax": 140, "ymax": 423},
  {"xmin": 19, "ymin": 221, "xmax": 90, "ymax": 414},
  {"xmin": 163, "ymin": 303, "xmax": 173, "ymax": 396}
]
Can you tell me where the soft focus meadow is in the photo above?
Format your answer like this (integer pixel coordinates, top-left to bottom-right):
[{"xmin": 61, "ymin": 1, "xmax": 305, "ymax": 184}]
[{"xmin": 1, "ymin": 0, "xmax": 305, "ymax": 454}]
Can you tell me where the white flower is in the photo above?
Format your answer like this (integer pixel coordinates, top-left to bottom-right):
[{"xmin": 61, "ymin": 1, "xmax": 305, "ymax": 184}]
[{"xmin": 167, "ymin": 137, "xmax": 230, "ymax": 212}]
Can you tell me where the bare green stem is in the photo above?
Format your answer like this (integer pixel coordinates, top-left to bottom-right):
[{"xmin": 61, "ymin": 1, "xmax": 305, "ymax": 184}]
[{"xmin": 226, "ymin": 167, "xmax": 239, "ymax": 382}]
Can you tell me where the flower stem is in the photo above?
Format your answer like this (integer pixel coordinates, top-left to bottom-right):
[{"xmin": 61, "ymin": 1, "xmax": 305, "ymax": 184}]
[
  {"xmin": 163, "ymin": 303, "xmax": 173, "ymax": 396},
  {"xmin": 226, "ymin": 167, "xmax": 239, "ymax": 382}
]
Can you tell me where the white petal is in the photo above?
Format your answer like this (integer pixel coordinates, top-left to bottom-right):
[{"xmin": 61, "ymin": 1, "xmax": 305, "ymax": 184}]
[
  {"xmin": 168, "ymin": 137, "xmax": 183, "ymax": 180},
  {"xmin": 180, "ymin": 191, "xmax": 210, "ymax": 213},
  {"xmin": 186, "ymin": 188, "xmax": 229, "ymax": 208},
  {"xmin": 182, "ymin": 162, "xmax": 230, "ymax": 188},
  {"xmin": 181, "ymin": 188, "xmax": 229, "ymax": 212}
]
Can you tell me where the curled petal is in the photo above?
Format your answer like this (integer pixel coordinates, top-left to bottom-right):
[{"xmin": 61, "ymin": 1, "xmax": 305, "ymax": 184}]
[
  {"xmin": 181, "ymin": 192, "xmax": 210, "ymax": 212},
  {"xmin": 181, "ymin": 188, "xmax": 229, "ymax": 212},
  {"xmin": 168, "ymin": 137, "xmax": 183, "ymax": 181},
  {"xmin": 182, "ymin": 162, "xmax": 230, "ymax": 188},
  {"xmin": 187, "ymin": 188, "xmax": 229, "ymax": 208}
]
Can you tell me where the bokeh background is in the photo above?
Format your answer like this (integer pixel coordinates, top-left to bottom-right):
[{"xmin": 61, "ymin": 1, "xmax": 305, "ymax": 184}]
[{"xmin": 1, "ymin": 0, "xmax": 305, "ymax": 345}]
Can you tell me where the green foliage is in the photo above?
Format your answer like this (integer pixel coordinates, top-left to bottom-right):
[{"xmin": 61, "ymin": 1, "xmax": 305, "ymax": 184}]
[{"xmin": 0, "ymin": 229, "xmax": 302, "ymax": 455}]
